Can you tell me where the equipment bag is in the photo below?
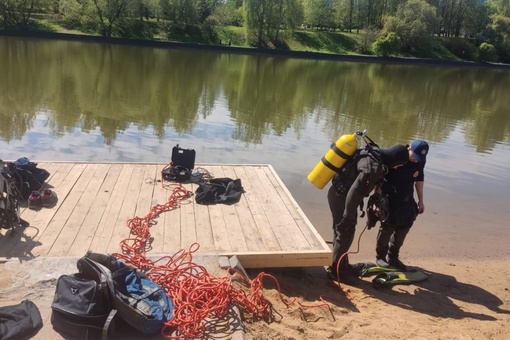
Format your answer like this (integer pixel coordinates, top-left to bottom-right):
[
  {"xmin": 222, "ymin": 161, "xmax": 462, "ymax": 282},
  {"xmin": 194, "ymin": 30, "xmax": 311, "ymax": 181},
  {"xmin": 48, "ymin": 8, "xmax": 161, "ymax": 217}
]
[
  {"xmin": 51, "ymin": 273, "xmax": 115, "ymax": 339},
  {"xmin": 78, "ymin": 252, "xmax": 175, "ymax": 336},
  {"xmin": 195, "ymin": 178, "xmax": 244, "ymax": 205},
  {"xmin": 0, "ymin": 300, "xmax": 43, "ymax": 340},
  {"xmin": 6, "ymin": 158, "xmax": 50, "ymax": 200},
  {"xmin": 162, "ymin": 165, "xmax": 192, "ymax": 182}
]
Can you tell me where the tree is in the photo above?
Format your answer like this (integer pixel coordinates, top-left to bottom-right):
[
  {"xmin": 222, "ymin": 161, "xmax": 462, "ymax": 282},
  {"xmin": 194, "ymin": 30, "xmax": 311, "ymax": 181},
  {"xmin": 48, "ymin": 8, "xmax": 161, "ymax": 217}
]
[
  {"xmin": 303, "ymin": 0, "xmax": 334, "ymax": 30},
  {"xmin": 159, "ymin": 0, "xmax": 198, "ymax": 27},
  {"xmin": 244, "ymin": 0, "xmax": 302, "ymax": 47},
  {"xmin": 382, "ymin": 0, "xmax": 439, "ymax": 51},
  {"xmin": 478, "ymin": 41, "xmax": 497, "ymax": 62},
  {"xmin": 372, "ymin": 32, "xmax": 402, "ymax": 56},
  {"xmin": 90, "ymin": 0, "xmax": 130, "ymax": 37},
  {"xmin": 491, "ymin": 13, "xmax": 510, "ymax": 45},
  {"xmin": 244, "ymin": 0, "xmax": 270, "ymax": 46},
  {"xmin": 0, "ymin": 0, "xmax": 50, "ymax": 29},
  {"xmin": 334, "ymin": 0, "xmax": 358, "ymax": 32}
]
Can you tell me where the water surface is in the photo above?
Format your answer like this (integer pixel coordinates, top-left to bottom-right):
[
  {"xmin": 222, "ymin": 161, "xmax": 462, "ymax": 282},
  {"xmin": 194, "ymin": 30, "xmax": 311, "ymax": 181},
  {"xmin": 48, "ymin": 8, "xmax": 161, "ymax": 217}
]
[{"xmin": 1, "ymin": 36, "xmax": 509, "ymax": 260}]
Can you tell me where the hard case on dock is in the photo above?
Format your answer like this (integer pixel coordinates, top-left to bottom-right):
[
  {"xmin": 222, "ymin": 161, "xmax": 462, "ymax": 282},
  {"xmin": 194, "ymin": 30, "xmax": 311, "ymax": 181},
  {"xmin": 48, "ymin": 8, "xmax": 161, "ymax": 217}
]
[{"xmin": 171, "ymin": 144, "xmax": 196, "ymax": 170}]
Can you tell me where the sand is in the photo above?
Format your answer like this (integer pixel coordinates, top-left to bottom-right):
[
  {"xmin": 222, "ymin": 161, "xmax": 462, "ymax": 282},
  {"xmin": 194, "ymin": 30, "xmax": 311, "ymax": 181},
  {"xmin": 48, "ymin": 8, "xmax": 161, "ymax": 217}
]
[
  {"xmin": 1, "ymin": 251, "xmax": 509, "ymax": 339},
  {"xmin": 241, "ymin": 257, "xmax": 510, "ymax": 340}
]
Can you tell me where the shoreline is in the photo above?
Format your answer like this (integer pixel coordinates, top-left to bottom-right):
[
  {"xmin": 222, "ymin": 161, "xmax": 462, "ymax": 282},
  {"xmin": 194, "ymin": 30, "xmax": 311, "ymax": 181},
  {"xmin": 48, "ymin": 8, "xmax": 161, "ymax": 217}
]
[{"xmin": 2, "ymin": 29, "xmax": 510, "ymax": 69}]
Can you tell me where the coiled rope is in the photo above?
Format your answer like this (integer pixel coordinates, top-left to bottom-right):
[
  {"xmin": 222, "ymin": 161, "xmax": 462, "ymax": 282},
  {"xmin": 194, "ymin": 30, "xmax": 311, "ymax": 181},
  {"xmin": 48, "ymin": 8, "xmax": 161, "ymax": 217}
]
[{"xmin": 114, "ymin": 174, "xmax": 331, "ymax": 338}]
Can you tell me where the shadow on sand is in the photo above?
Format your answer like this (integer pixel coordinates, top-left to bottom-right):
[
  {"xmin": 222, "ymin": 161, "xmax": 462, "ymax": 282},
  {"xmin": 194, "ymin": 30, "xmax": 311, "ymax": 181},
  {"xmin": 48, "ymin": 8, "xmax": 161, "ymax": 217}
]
[{"xmin": 358, "ymin": 266, "xmax": 510, "ymax": 320}]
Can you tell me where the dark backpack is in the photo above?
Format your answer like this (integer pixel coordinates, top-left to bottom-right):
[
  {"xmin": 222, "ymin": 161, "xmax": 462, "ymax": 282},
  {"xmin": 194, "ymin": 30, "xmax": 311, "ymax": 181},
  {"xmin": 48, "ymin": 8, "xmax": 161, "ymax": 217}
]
[
  {"xmin": 0, "ymin": 300, "xmax": 43, "ymax": 340},
  {"xmin": 51, "ymin": 252, "xmax": 174, "ymax": 339},
  {"xmin": 195, "ymin": 178, "xmax": 244, "ymax": 205},
  {"xmin": 51, "ymin": 269, "xmax": 116, "ymax": 339},
  {"xmin": 6, "ymin": 158, "xmax": 50, "ymax": 200}
]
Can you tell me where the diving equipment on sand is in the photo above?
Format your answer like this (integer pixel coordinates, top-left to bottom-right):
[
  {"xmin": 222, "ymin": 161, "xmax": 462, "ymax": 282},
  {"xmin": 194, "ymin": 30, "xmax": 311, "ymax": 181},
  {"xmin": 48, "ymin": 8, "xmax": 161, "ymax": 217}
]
[
  {"xmin": 353, "ymin": 262, "xmax": 428, "ymax": 288},
  {"xmin": 307, "ymin": 133, "xmax": 359, "ymax": 189},
  {"xmin": 372, "ymin": 270, "xmax": 428, "ymax": 288}
]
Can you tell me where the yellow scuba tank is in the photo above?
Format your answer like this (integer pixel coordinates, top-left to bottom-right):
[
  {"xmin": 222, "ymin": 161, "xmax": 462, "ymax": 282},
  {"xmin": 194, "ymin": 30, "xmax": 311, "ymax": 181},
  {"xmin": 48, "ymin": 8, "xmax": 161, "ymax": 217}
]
[{"xmin": 307, "ymin": 134, "xmax": 359, "ymax": 189}]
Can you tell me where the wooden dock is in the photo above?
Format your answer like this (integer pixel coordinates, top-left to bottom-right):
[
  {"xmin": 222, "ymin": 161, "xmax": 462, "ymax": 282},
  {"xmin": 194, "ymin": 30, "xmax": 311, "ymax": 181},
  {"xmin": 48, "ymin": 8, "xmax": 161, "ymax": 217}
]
[{"xmin": 0, "ymin": 162, "xmax": 331, "ymax": 268}]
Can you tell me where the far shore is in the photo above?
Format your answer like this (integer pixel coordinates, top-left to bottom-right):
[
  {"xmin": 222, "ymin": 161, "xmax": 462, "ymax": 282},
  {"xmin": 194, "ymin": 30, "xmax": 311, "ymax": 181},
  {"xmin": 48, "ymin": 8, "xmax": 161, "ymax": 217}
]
[{"xmin": 2, "ymin": 29, "xmax": 510, "ymax": 69}]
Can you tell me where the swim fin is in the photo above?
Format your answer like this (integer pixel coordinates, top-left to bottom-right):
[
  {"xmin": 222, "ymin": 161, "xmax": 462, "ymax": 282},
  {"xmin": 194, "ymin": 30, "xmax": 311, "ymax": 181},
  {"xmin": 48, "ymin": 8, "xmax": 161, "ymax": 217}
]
[
  {"xmin": 372, "ymin": 270, "xmax": 428, "ymax": 288},
  {"xmin": 357, "ymin": 262, "xmax": 402, "ymax": 277}
]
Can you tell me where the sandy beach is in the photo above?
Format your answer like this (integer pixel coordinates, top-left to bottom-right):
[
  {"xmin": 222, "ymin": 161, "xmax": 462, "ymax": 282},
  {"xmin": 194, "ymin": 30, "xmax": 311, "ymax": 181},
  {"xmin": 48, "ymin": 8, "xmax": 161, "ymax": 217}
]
[
  {"xmin": 2, "ymin": 249, "xmax": 508, "ymax": 339},
  {"xmin": 241, "ymin": 257, "xmax": 510, "ymax": 339}
]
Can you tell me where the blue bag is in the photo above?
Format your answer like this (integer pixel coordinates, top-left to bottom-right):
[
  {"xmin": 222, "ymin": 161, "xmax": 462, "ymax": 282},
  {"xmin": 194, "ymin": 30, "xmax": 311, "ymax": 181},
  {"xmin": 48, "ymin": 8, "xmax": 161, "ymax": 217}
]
[{"xmin": 77, "ymin": 252, "xmax": 174, "ymax": 335}]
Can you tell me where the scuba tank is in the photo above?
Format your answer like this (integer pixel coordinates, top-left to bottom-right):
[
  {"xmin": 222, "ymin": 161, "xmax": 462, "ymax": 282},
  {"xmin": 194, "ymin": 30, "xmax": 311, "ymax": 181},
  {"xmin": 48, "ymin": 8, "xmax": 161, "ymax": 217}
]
[
  {"xmin": 307, "ymin": 130, "xmax": 377, "ymax": 189},
  {"xmin": 307, "ymin": 133, "xmax": 359, "ymax": 189}
]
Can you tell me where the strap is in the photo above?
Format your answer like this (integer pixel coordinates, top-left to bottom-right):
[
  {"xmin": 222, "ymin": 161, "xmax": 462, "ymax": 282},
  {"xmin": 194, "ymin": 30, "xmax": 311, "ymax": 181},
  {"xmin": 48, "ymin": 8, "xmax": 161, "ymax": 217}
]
[
  {"xmin": 320, "ymin": 156, "xmax": 342, "ymax": 173},
  {"xmin": 102, "ymin": 309, "xmax": 118, "ymax": 340}
]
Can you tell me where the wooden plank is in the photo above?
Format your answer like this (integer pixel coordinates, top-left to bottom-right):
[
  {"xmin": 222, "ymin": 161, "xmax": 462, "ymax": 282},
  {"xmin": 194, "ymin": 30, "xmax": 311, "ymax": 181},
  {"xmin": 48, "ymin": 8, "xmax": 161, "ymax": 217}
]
[
  {"xmin": 233, "ymin": 251, "xmax": 332, "ymax": 269},
  {"xmin": 49, "ymin": 163, "xmax": 109, "ymax": 257},
  {"xmin": 37, "ymin": 163, "xmax": 100, "ymax": 256},
  {"xmin": 179, "ymin": 182, "xmax": 197, "ymax": 251},
  {"xmin": 2, "ymin": 162, "xmax": 332, "ymax": 268},
  {"xmin": 228, "ymin": 165, "xmax": 265, "ymax": 251},
  {"xmin": 148, "ymin": 180, "xmax": 171, "ymax": 254},
  {"xmin": 160, "ymin": 183, "xmax": 185, "ymax": 254},
  {"xmin": 89, "ymin": 164, "xmax": 134, "ymax": 253},
  {"xmin": 233, "ymin": 165, "xmax": 281, "ymax": 251},
  {"xmin": 244, "ymin": 165, "xmax": 298, "ymax": 251},
  {"xmin": 133, "ymin": 164, "xmax": 160, "ymax": 254},
  {"xmin": 67, "ymin": 164, "xmax": 121, "ymax": 256},
  {"xmin": 107, "ymin": 164, "xmax": 146, "ymax": 254},
  {"xmin": 217, "ymin": 165, "xmax": 249, "ymax": 252},
  {"xmin": 264, "ymin": 165, "xmax": 329, "ymax": 250},
  {"xmin": 252, "ymin": 165, "xmax": 311, "ymax": 250}
]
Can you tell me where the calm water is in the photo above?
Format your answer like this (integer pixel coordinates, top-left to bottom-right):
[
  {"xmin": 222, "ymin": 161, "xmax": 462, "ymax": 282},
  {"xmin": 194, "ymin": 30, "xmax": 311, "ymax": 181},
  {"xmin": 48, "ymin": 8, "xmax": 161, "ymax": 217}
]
[{"xmin": 1, "ymin": 36, "xmax": 509, "ymax": 260}]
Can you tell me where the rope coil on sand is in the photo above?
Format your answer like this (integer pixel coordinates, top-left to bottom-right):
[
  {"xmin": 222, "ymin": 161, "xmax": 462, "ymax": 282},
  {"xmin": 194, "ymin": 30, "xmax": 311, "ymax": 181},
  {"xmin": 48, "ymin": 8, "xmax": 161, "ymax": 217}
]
[{"xmin": 114, "ymin": 176, "xmax": 331, "ymax": 338}]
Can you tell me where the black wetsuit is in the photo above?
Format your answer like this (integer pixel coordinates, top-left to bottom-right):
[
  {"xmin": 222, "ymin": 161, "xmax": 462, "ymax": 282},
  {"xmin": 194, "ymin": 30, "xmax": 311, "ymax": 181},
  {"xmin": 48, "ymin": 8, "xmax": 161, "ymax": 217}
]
[
  {"xmin": 327, "ymin": 145, "xmax": 409, "ymax": 275},
  {"xmin": 375, "ymin": 160, "xmax": 425, "ymax": 262}
]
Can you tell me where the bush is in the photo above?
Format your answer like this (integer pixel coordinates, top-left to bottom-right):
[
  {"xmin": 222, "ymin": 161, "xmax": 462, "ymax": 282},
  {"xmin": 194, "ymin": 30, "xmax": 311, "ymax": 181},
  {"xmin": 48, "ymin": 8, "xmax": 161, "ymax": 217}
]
[
  {"xmin": 372, "ymin": 33, "xmax": 402, "ymax": 57},
  {"xmin": 478, "ymin": 42, "xmax": 498, "ymax": 63}
]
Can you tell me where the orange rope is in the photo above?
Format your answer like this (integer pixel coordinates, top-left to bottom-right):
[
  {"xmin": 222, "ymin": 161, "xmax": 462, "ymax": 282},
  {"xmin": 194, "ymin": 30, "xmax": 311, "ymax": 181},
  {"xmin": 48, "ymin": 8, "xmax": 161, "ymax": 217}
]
[{"xmin": 114, "ymin": 173, "xmax": 332, "ymax": 338}]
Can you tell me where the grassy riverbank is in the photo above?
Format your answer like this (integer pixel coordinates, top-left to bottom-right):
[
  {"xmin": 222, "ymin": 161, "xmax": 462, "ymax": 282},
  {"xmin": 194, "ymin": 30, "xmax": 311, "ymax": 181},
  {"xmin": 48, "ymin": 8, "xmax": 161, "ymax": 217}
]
[
  {"xmin": 4, "ymin": 18, "xmax": 510, "ymax": 67},
  {"xmin": 27, "ymin": 17, "xmax": 479, "ymax": 64}
]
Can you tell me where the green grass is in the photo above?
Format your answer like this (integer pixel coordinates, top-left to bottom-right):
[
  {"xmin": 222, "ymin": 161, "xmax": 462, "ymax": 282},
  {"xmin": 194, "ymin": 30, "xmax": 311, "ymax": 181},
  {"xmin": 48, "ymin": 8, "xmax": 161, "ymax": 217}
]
[
  {"xmin": 290, "ymin": 30, "xmax": 358, "ymax": 54},
  {"xmin": 21, "ymin": 19, "xmax": 482, "ymax": 63}
]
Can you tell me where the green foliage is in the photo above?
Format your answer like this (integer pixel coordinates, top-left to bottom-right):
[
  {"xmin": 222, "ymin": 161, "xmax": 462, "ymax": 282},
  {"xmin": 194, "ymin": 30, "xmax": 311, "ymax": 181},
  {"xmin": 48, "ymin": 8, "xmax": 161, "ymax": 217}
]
[
  {"xmin": 478, "ymin": 42, "xmax": 498, "ymax": 62},
  {"xmin": 383, "ymin": 0, "xmax": 439, "ymax": 52},
  {"xmin": 303, "ymin": 0, "xmax": 334, "ymax": 29},
  {"xmin": 166, "ymin": 23, "xmax": 218, "ymax": 44},
  {"xmin": 0, "ymin": 0, "xmax": 53, "ymax": 29},
  {"xmin": 217, "ymin": 26, "xmax": 244, "ymax": 46},
  {"xmin": 359, "ymin": 26, "xmax": 378, "ymax": 54},
  {"xmin": 372, "ymin": 32, "xmax": 401, "ymax": 57},
  {"xmin": 2, "ymin": 0, "xmax": 509, "ymax": 64},
  {"xmin": 440, "ymin": 37, "xmax": 476, "ymax": 60},
  {"xmin": 116, "ymin": 19, "xmax": 157, "ymax": 39}
]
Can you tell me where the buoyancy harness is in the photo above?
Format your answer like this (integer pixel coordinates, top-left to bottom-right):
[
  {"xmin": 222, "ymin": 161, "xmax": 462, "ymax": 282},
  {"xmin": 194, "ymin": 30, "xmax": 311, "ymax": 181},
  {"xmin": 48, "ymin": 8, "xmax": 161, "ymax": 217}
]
[
  {"xmin": 0, "ymin": 161, "xmax": 22, "ymax": 231},
  {"xmin": 365, "ymin": 191, "xmax": 390, "ymax": 229},
  {"xmin": 323, "ymin": 131, "xmax": 386, "ymax": 217}
]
